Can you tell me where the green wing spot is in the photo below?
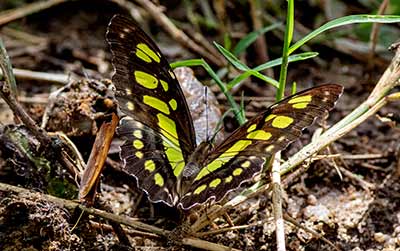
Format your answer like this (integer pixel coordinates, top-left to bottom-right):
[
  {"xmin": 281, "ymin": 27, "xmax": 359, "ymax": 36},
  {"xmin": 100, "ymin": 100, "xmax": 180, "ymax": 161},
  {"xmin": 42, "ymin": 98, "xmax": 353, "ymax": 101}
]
[
  {"xmin": 157, "ymin": 113, "xmax": 186, "ymax": 176},
  {"xmin": 145, "ymin": 160, "xmax": 156, "ymax": 172},
  {"xmin": 225, "ymin": 176, "xmax": 233, "ymax": 183},
  {"xmin": 293, "ymin": 102, "xmax": 309, "ymax": 109},
  {"xmin": 288, "ymin": 95, "xmax": 312, "ymax": 109},
  {"xmin": 143, "ymin": 95, "xmax": 170, "ymax": 114},
  {"xmin": 135, "ymin": 151, "xmax": 144, "ymax": 159},
  {"xmin": 193, "ymin": 184, "xmax": 207, "ymax": 195},
  {"xmin": 195, "ymin": 140, "xmax": 252, "ymax": 181},
  {"xmin": 157, "ymin": 113, "xmax": 179, "ymax": 146},
  {"xmin": 135, "ymin": 71, "xmax": 158, "ymax": 89},
  {"xmin": 160, "ymin": 80, "xmax": 169, "ymax": 92},
  {"xmin": 169, "ymin": 99, "xmax": 177, "ymax": 110},
  {"xmin": 247, "ymin": 130, "xmax": 272, "ymax": 140},
  {"xmin": 163, "ymin": 144, "xmax": 185, "ymax": 177},
  {"xmin": 247, "ymin": 124, "xmax": 257, "ymax": 133},
  {"xmin": 233, "ymin": 168, "xmax": 243, "ymax": 176},
  {"xmin": 137, "ymin": 43, "xmax": 161, "ymax": 63},
  {"xmin": 265, "ymin": 114, "xmax": 277, "ymax": 122},
  {"xmin": 136, "ymin": 49, "xmax": 152, "ymax": 63},
  {"xmin": 133, "ymin": 130, "xmax": 143, "ymax": 139},
  {"xmin": 154, "ymin": 173, "xmax": 164, "ymax": 186},
  {"xmin": 133, "ymin": 139, "xmax": 144, "ymax": 149},
  {"xmin": 272, "ymin": 116, "xmax": 294, "ymax": 129},
  {"xmin": 241, "ymin": 161, "xmax": 251, "ymax": 168},
  {"xmin": 288, "ymin": 95, "xmax": 312, "ymax": 104},
  {"xmin": 209, "ymin": 178, "xmax": 221, "ymax": 188},
  {"xmin": 221, "ymin": 140, "xmax": 252, "ymax": 158}
]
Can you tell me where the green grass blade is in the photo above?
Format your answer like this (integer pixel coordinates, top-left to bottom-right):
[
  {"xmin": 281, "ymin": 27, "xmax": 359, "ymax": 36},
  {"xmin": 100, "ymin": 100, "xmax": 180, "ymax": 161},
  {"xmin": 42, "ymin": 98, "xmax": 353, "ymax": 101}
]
[
  {"xmin": 289, "ymin": 14, "xmax": 400, "ymax": 55},
  {"xmin": 170, "ymin": 59, "xmax": 245, "ymax": 124},
  {"xmin": 253, "ymin": 52, "xmax": 318, "ymax": 71},
  {"xmin": 227, "ymin": 52, "xmax": 318, "ymax": 89},
  {"xmin": 214, "ymin": 42, "xmax": 249, "ymax": 71},
  {"xmin": 276, "ymin": 0, "xmax": 295, "ymax": 101}
]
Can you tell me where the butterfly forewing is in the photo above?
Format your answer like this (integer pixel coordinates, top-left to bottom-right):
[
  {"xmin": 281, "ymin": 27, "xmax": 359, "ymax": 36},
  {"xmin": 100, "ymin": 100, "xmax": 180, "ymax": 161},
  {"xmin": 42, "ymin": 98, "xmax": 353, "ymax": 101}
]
[
  {"xmin": 180, "ymin": 84, "xmax": 343, "ymax": 209},
  {"xmin": 106, "ymin": 15, "xmax": 196, "ymax": 164}
]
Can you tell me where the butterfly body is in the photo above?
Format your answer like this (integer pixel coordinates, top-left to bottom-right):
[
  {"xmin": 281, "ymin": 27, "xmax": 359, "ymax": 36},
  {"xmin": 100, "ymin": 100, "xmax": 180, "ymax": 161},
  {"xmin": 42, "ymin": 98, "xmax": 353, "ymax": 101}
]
[{"xmin": 107, "ymin": 15, "xmax": 343, "ymax": 210}]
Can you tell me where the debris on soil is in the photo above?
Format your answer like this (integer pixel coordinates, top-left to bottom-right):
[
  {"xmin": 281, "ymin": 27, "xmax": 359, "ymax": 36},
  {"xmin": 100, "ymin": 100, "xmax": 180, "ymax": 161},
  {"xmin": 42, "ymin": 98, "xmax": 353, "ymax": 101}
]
[{"xmin": 42, "ymin": 79, "xmax": 116, "ymax": 137}]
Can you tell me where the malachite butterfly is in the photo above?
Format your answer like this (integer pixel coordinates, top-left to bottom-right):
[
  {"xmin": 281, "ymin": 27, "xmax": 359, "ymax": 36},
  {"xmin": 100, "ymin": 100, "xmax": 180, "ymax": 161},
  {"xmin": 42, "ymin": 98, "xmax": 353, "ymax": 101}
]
[{"xmin": 106, "ymin": 15, "xmax": 343, "ymax": 210}]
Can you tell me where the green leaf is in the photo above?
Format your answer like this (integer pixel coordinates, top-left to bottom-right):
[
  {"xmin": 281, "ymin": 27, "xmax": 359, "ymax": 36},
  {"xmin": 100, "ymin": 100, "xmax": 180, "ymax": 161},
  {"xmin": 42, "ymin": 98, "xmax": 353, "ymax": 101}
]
[
  {"xmin": 253, "ymin": 52, "xmax": 318, "ymax": 72},
  {"xmin": 227, "ymin": 52, "xmax": 318, "ymax": 89},
  {"xmin": 287, "ymin": 0, "xmax": 294, "ymax": 45},
  {"xmin": 289, "ymin": 14, "xmax": 400, "ymax": 55},
  {"xmin": 214, "ymin": 42, "xmax": 249, "ymax": 71}
]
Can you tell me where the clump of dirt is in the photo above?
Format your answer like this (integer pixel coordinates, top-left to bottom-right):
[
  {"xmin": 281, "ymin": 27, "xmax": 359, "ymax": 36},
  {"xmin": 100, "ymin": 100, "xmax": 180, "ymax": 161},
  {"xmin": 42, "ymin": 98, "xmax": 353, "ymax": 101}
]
[
  {"xmin": 0, "ymin": 195, "xmax": 81, "ymax": 251},
  {"xmin": 42, "ymin": 79, "xmax": 115, "ymax": 137}
]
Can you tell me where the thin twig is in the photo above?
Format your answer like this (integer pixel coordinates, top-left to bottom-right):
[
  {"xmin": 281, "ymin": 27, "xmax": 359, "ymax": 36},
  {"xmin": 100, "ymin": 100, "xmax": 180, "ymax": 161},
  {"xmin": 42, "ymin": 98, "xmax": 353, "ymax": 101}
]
[
  {"xmin": 0, "ymin": 182, "xmax": 240, "ymax": 251},
  {"xmin": 1, "ymin": 27, "xmax": 47, "ymax": 45},
  {"xmin": 0, "ymin": 95, "xmax": 48, "ymax": 105},
  {"xmin": 280, "ymin": 45, "xmax": 400, "ymax": 176},
  {"xmin": 271, "ymin": 152, "xmax": 286, "ymax": 251},
  {"xmin": 196, "ymin": 219, "xmax": 272, "ymax": 237},
  {"xmin": 369, "ymin": 0, "xmax": 389, "ymax": 64},
  {"xmin": 12, "ymin": 68, "xmax": 71, "ymax": 84},
  {"xmin": 283, "ymin": 214, "xmax": 341, "ymax": 251},
  {"xmin": 130, "ymin": 0, "xmax": 226, "ymax": 67},
  {"xmin": 0, "ymin": 39, "xmax": 78, "ymax": 178},
  {"xmin": 0, "ymin": 39, "xmax": 17, "ymax": 98},
  {"xmin": 338, "ymin": 166, "xmax": 375, "ymax": 191},
  {"xmin": 0, "ymin": 0, "xmax": 68, "ymax": 25},
  {"xmin": 249, "ymin": 0, "xmax": 273, "ymax": 77},
  {"xmin": 192, "ymin": 44, "xmax": 400, "ymax": 232}
]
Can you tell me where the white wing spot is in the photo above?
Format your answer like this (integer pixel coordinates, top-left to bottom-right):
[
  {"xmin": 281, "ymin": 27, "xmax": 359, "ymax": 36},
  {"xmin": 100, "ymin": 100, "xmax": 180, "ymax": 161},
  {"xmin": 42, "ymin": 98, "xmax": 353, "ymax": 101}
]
[
  {"xmin": 127, "ymin": 101, "xmax": 134, "ymax": 111},
  {"xmin": 265, "ymin": 145, "xmax": 275, "ymax": 152}
]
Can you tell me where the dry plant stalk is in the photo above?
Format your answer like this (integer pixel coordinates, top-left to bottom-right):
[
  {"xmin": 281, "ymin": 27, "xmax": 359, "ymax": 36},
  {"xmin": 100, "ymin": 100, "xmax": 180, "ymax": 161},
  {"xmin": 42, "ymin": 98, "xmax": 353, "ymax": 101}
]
[{"xmin": 191, "ymin": 43, "xmax": 400, "ymax": 233}]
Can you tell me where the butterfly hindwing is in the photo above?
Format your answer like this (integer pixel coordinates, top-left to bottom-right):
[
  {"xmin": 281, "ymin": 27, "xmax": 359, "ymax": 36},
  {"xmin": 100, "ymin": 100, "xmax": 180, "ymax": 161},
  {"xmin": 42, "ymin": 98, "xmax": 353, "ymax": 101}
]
[
  {"xmin": 118, "ymin": 118, "xmax": 179, "ymax": 206},
  {"xmin": 180, "ymin": 84, "xmax": 343, "ymax": 209},
  {"xmin": 180, "ymin": 156, "xmax": 265, "ymax": 208}
]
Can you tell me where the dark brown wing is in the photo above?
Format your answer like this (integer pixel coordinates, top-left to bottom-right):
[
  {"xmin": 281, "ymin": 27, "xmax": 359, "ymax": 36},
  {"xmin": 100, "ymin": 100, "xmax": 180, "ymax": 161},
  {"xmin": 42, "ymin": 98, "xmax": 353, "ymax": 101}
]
[
  {"xmin": 106, "ymin": 15, "xmax": 196, "ymax": 162},
  {"xmin": 180, "ymin": 84, "xmax": 343, "ymax": 209},
  {"xmin": 118, "ymin": 118, "xmax": 179, "ymax": 206}
]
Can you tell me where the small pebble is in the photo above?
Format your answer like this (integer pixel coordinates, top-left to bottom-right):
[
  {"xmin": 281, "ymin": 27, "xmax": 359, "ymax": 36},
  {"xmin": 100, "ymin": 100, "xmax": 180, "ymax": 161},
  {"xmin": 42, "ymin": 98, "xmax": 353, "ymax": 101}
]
[
  {"xmin": 307, "ymin": 194, "xmax": 317, "ymax": 205},
  {"xmin": 374, "ymin": 232, "xmax": 388, "ymax": 243},
  {"xmin": 394, "ymin": 225, "xmax": 400, "ymax": 234},
  {"xmin": 303, "ymin": 204, "xmax": 331, "ymax": 223}
]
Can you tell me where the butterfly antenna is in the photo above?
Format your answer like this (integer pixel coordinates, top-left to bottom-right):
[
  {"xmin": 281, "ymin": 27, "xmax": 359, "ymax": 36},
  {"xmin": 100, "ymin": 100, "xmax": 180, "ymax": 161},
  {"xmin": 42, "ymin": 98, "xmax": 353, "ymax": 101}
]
[
  {"xmin": 204, "ymin": 86, "xmax": 209, "ymax": 141},
  {"xmin": 209, "ymin": 106, "xmax": 233, "ymax": 144}
]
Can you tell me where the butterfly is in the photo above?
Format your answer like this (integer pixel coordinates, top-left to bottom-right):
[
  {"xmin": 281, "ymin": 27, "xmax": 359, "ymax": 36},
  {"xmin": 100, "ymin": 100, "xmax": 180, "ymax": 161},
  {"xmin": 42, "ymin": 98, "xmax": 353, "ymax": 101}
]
[{"xmin": 106, "ymin": 15, "xmax": 343, "ymax": 210}]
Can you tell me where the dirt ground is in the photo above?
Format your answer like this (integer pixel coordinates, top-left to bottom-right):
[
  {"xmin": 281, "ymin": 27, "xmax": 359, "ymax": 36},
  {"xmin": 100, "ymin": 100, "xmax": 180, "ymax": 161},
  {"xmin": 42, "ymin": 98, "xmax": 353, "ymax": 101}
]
[{"xmin": 0, "ymin": 1, "xmax": 400, "ymax": 251}]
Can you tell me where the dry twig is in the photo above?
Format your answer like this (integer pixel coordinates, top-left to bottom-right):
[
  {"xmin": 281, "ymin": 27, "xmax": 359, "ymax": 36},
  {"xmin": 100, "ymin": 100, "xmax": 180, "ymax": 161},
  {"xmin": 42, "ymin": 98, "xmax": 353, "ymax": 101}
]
[
  {"xmin": 0, "ymin": 0, "xmax": 68, "ymax": 25},
  {"xmin": 0, "ymin": 182, "xmax": 240, "ymax": 251},
  {"xmin": 114, "ymin": 0, "xmax": 226, "ymax": 67}
]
